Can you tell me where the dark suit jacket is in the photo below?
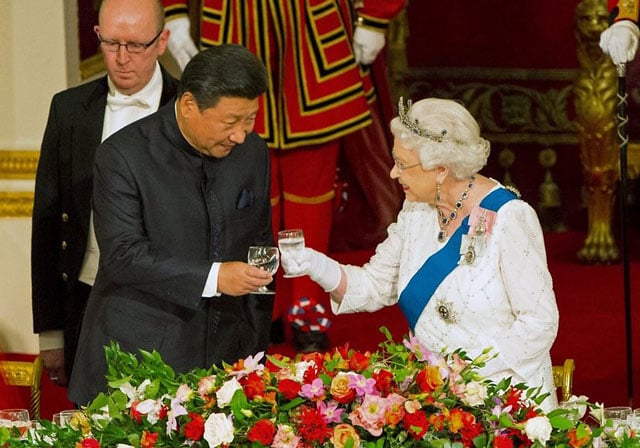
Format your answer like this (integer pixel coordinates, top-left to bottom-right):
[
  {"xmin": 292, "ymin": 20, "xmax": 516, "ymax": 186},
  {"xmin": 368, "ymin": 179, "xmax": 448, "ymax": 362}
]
[
  {"xmin": 67, "ymin": 103, "xmax": 274, "ymax": 405},
  {"xmin": 31, "ymin": 67, "xmax": 178, "ymax": 377}
]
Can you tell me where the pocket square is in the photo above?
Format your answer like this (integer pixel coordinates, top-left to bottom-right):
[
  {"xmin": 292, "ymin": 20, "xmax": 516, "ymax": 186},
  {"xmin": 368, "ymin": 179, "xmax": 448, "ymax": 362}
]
[{"xmin": 236, "ymin": 188, "xmax": 255, "ymax": 209}]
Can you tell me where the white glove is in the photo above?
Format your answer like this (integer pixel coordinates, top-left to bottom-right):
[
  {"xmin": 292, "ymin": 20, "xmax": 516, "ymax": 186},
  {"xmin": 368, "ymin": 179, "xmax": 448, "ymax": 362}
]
[
  {"xmin": 165, "ymin": 17, "xmax": 199, "ymax": 71},
  {"xmin": 281, "ymin": 247, "xmax": 342, "ymax": 292},
  {"xmin": 352, "ymin": 27, "xmax": 386, "ymax": 65},
  {"xmin": 600, "ymin": 20, "xmax": 640, "ymax": 65}
]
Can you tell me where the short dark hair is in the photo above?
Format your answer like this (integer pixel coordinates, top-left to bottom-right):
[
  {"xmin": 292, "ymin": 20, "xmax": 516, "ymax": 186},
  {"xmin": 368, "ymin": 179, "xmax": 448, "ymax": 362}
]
[{"xmin": 178, "ymin": 44, "xmax": 268, "ymax": 110}]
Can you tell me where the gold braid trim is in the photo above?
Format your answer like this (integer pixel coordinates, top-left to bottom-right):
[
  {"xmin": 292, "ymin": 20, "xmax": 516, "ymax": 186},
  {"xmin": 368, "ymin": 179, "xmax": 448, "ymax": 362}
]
[
  {"xmin": 283, "ymin": 190, "xmax": 335, "ymax": 205},
  {"xmin": 0, "ymin": 192, "xmax": 34, "ymax": 218}
]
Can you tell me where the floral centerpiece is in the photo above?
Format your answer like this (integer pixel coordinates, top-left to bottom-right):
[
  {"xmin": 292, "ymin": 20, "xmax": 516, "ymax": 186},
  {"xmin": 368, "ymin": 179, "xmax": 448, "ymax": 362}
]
[{"xmin": 0, "ymin": 327, "xmax": 635, "ymax": 447}]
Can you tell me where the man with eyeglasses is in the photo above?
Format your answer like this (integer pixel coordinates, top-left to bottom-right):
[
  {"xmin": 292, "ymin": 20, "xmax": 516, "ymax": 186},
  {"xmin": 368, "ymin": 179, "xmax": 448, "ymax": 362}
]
[{"xmin": 31, "ymin": 0, "xmax": 178, "ymax": 389}]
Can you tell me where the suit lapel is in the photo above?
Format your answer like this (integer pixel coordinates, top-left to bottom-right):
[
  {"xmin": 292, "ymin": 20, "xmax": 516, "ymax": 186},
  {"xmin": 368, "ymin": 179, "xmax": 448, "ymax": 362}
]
[{"xmin": 72, "ymin": 77, "xmax": 108, "ymax": 233}]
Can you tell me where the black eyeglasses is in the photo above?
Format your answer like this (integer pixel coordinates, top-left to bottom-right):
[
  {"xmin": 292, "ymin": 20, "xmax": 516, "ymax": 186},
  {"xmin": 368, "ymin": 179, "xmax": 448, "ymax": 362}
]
[{"xmin": 97, "ymin": 29, "xmax": 163, "ymax": 54}]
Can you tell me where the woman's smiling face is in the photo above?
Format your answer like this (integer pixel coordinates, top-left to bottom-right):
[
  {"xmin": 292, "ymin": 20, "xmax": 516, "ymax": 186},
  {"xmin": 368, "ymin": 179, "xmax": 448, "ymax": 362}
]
[{"xmin": 390, "ymin": 139, "xmax": 437, "ymax": 204}]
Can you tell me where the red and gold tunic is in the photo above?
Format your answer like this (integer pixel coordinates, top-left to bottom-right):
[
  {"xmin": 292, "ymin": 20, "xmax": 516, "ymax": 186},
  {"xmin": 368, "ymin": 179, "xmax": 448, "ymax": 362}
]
[{"xmin": 163, "ymin": 0, "xmax": 405, "ymax": 150}]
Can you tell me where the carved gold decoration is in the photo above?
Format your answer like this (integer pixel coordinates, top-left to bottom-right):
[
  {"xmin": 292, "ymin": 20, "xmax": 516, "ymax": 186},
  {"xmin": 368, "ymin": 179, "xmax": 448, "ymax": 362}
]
[
  {"xmin": 0, "ymin": 192, "xmax": 34, "ymax": 217},
  {"xmin": 387, "ymin": 1, "xmax": 410, "ymax": 102},
  {"xmin": 80, "ymin": 53, "xmax": 105, "ymax": 80},
  {"xmin": 573, "ymin": 0, "xmax": 619, "ymax": 263},
  {"xmin": 429, "ymin": 82, "xmax": 577, "ymax": 145},
  {"xmin": 389, "ymin": 65, "xmax": 578, "ymax": 145},
  {"xmin": 498, "ymin": 147, "xmax": 517, "ymax": 189},
  {"xmin": 628, "ymin": 142, "xmax": 640, "ymax": 179},
  {"xmin": 538, "ymin": 147, "xmax": 566, "ymax": 232},
  {"xmin": 0, "ymin": 150, "xmax": 38, "ymax": 218},
  {"xmin": 0, "ymin": 150, "xmax": 39, "ymax": 180}
]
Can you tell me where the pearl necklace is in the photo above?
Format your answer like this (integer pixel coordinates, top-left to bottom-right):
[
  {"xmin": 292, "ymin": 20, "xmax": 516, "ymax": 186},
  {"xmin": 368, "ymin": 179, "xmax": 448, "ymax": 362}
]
[{"xmin": 437, "ymin": 175, "xmax": 475, "ymax": 242}]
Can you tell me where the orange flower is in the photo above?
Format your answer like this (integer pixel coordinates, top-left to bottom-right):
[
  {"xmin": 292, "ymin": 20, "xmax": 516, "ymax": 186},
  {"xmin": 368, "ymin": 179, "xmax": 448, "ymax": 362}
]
[
  {"xmin": 330, "ymin": 372, "xmax": 356, "ymax": 404},
  {"xmin": 140, "ymin": 430, "xmax": 159, "ymax": 448},
  {"xmin": 331, "ymin": 423, "xmax": 361, "ymax": 448},
  {"xmin": 241, "ymin": 371, "xmax": 266, "ymax": 399},
  {"xmin": 447, "ymin": 408, "xmax": 477, "ymax": 435},
  {"xmin": 568, "ymin": 428, "xmax": 591, "ymax": 448},
  {"xmin": 348, "ymin": 351, "xmax": 371, "ymax": 371},
  {"xmin": 415, "ymin": 365, "xmax": 443, "ymax": 393}
]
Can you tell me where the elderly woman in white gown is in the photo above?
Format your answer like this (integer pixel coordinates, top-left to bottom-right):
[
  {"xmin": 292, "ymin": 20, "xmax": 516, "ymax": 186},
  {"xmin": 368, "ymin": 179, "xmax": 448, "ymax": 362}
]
[{"xmin": 280, "ymin": 97, "xmax": 559, "ymax": 411}]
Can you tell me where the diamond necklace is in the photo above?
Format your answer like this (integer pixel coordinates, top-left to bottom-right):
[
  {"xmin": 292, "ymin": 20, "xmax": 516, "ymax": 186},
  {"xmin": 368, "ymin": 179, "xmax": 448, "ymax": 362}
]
[{"xmin": 437, "ymin": 175, "xmax": 476, "ymax": 243}]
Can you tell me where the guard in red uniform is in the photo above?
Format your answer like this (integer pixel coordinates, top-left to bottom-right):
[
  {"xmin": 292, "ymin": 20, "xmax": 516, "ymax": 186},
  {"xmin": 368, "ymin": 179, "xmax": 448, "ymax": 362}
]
[{"xmin": 162, "ymin": 0, "xmax": 405, "ymax": 351}]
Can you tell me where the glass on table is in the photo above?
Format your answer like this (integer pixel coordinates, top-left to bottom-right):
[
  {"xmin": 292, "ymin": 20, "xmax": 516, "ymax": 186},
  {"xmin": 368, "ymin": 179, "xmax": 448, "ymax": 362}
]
[
  {"xmin": 0, "ymin": 408, "xmax": 30, "ymax": 439},
  {"xmin": 247, "ymin": 246, "xmax": 279, "ymax": 294},
  {"xmin": 604, "ymin": 406, "xmax": 632, "ymax": 421},
  {"xmin": 277, "ymin": 229, "xmax": 305, "ymax": 278},
  {"xmin": 52, "ymin": 409, "xmax": 84, "ymax": 428},
  {"xmin": 603, "ymin": 406, "xmax": 632, "ymax": 434}
]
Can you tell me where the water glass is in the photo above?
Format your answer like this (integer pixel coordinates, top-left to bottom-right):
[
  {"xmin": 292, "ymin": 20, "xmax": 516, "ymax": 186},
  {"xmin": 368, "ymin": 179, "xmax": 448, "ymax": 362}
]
[
  {"xmin": 53, "ymin": 409, "xmax": 82, "ymax": 428},
  {"xmin": 0, "ymin": 408, "xmax": 30, "ymax": 439},
  {"xmin": 277, "ymin": 229, "xmax": 305, "ymax": 278},
  {"xmin": 603, "ymin": 406, "xmax": 632, "ymax": 433},
  {"xmin": 247, "ymin": 246, "xmax": 279, "ymax": 294}
]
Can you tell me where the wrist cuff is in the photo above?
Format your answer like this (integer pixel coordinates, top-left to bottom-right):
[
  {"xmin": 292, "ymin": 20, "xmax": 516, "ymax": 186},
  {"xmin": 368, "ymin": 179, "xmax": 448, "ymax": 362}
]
[{"xmin": 355, "ymin": 14, "xmax": 391, "ymax": 33}]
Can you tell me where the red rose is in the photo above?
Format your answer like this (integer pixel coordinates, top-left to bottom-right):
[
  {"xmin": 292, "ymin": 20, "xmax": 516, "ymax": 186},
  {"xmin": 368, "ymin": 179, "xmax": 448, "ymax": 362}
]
[
  {"xmin": 403, "ymin": 410, "xmax": 429, "ymax": 440},
  {"xmin": 278, "ymin": 378, "xmax": 302, "ymax": 400},
  {"xmin": 140, "ymin": 430, "xmax": 159, "ymax": 448},
  {"xmin": 348, "ymin": 351, "xmax": 370, "ymax": 371},
  {"xmin": 247, "ymin": 419, "xmax": 277, "ymax": 445},
  {"xmin": 241, "ymin": 371, "xmax": 266, "ymax": 399},
  {"xmin": 373, "ymin": 369, "xmax": 394, "ymax": 395},
  {"xmin": 80, "ymin": 438, "xmax": 101, "ymax": 448},
  {"xmin": 183, "ymin": 413, "xmax": 205, "ymax": 441},
  {"xmin": 158, "ymin": 405, "xmax": 168, "ymax": 420}
]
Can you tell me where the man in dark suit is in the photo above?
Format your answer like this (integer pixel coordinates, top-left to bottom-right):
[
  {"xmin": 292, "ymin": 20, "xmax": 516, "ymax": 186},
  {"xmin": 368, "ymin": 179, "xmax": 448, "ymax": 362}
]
[
  {"xmin": 68, "ymin": 44, "xmax": 275, "ymax": 405},
  {"xmin": 31, "ymin": 0, "xmax": 178, "ymax": 387}
]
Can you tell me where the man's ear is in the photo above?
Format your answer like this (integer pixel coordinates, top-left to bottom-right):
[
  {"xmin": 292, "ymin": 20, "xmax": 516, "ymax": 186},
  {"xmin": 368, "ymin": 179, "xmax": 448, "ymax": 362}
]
[{"xmin": 178, "ymin": 92, "xmax": 197, "ymax": 116}]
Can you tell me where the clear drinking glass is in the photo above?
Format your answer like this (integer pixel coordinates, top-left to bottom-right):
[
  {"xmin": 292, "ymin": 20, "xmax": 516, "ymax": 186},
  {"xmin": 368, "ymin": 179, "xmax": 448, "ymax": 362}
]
[
  {"xmin": 0, "ymin": 408, "xmax": 30, "ymax": 439},
  {"xmin": 247, "ymin": 246, "xmax": 279, "ymax": 294},
  {"xmin": 53, "ymin": 409, "xmax": 83, "ymax": 428},
  {"xmin": 603, "ymin": 406, "xmax": 632, "ymax": 433},
  {"xmin": 277, "ymin": 229, "xmax": 305, "ymax": 278}
]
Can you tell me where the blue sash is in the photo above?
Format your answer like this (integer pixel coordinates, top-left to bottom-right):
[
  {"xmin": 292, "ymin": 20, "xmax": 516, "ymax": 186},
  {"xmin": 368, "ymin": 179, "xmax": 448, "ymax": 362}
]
[{"xmin": 398, "ymin": 188, "xmax": 518, "ymax": 329}]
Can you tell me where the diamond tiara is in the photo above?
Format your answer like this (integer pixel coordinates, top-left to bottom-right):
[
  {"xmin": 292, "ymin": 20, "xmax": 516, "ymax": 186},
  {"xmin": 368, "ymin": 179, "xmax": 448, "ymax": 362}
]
[{"xmin": 397, "ymin": 97, "xmax": 465, "ymax": 145}]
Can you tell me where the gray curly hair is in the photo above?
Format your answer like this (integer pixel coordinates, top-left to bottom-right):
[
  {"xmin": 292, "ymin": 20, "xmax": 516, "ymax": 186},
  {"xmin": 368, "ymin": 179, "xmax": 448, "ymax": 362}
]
[{"xmin": 390, "ymin": 98, "xmax": 490, "ymax": 179}]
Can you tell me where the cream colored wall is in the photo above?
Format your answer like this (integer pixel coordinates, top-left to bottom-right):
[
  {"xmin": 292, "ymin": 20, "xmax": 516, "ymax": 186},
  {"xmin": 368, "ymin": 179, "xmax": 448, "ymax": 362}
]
[{"xmin": 0, "ymin": 1, "xmax": 79, "ymax": 354}]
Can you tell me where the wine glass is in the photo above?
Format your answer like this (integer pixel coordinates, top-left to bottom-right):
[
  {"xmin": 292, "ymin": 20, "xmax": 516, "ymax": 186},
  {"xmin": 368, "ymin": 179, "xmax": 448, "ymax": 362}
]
[
  {"xmin": 0, "ymin": 408, "xmax": 30, "ymax": 439},
  {"xmin": 247, "ymin": 246, "xmax": 279, "ymax": 294},
  {"xmin": 277, "ymin": 229, "xmax": 305, "ymax": 278}
]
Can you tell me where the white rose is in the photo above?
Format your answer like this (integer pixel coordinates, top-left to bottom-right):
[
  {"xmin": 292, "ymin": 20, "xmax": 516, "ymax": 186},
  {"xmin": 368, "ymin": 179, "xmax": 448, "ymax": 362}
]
[
  {"xmin": 216, "ymin": 377, "xmax": 243, "ymax": 408},
  {"xmin": 524, "ymin": 416, "xmax": 552, "ymax": 445},
  {"xmin": 204, "ymin": 413, "xmax": 235, "ymax": 448},
  {"xmin": 461, "ymin": 381, "xmax": 487, "ymax": 407}
]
